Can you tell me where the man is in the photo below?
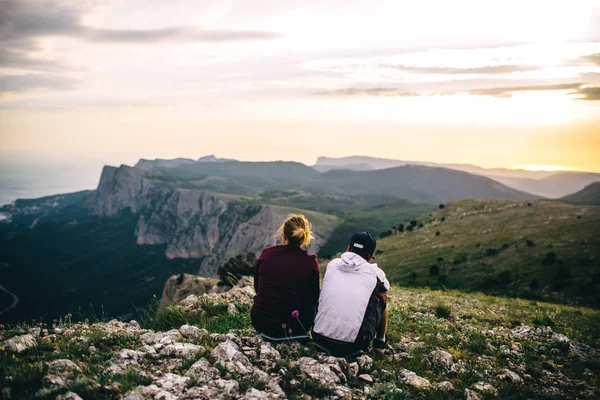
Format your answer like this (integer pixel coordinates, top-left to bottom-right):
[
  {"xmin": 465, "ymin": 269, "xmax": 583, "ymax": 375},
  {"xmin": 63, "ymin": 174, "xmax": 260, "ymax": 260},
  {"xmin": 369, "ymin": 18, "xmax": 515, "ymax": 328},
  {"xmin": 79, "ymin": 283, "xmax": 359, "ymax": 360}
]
[{"xmin": 312, "ymin": 232, "xmax": 390, "ymax": 357}]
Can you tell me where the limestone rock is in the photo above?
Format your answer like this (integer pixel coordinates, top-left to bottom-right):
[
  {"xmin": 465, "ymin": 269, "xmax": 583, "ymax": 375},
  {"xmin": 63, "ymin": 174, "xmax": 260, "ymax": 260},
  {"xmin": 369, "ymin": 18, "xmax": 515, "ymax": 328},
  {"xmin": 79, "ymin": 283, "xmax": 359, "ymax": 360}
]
[
  {"xmin": 359, "ymin": 373, "xmax": 374, "ymax": 383},
  {"xmin": 2, "ymin": 334, "xmax": 37, "ymax": 353},
  {"xmin": 436, "ymin": 381, "xmax": 455, "ymax": 391},
  {"xmin": 297, "ymin": 357, "xmax": 341, "ymax": 388},
  {"xmin": 47, "ymin": 359, "xmax": 81, "ymax": 375},
  {"xmin": 140, "ymin": 330, "xmax": 182, "ymax": 346},
  {"xmin": 356, "ymin": 354, "xmax": 373, "ymax": 371},
  {"xmin": 179, "ymin": 324, "xmax": 208, "ymax": 340},
  {"xmin": 154, "ymin": 373, "xmax": 190, "ymax": 394},
  {"xmin": 211, "ymin": 340, "xmax": 254, "ymax": 375},
  {"xmin": 399, "ymin": 369, "xmax": 432, "ymax": 389},
  {"xmin": 186, "ymin": 358, "xmax": 221, "ymax": 383},
  {"xmin": 498, "ymin": 369, "xmax": 522, "ymax": 383},
  {"xmin": 161, "ymin": 343, "xmax": 205, "ymax": 359},
  {"xmin": 424, "ymin": 350, "xmax": 454, "ymax": 371},
  {"xmin": 472, "ymin": 381, "xmax": 497, "ymax": 395},
  {"xmin": 56, "ymin": 392, "xmax": 83, "ymax": 400},
  {"xmin": 465, "ymin": 388, "xmax": 483, "ymax": 400},
  {"xmin": 123, "ymin": 384, "xmax": 177, "ymax": 400}
]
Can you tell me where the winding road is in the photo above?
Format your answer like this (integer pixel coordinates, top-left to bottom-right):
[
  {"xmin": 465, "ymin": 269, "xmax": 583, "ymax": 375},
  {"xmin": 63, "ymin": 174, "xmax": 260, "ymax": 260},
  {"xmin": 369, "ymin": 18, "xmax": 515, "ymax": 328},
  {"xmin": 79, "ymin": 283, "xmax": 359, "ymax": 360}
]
[
  {"xmin": 0, "ymin": 262, "xmax": 19, "ymax": 315},
  {"xmin": 0, "ymin": 283, "xmax": 19, "ymax": 315}
]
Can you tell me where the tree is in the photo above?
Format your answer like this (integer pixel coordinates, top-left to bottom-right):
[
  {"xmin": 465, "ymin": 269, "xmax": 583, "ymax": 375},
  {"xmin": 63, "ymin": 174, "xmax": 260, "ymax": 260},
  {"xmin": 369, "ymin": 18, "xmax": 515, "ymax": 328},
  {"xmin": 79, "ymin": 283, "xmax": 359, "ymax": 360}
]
[{"xmin": 398, "ymin": 224, "xmax": 405, "ymax": 232}]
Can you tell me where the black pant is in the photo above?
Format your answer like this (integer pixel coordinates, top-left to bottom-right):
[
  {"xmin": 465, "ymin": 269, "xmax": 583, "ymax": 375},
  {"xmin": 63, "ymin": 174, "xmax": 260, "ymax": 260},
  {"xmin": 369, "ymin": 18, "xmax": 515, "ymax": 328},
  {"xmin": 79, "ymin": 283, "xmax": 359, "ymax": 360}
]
[{"xmin": 312, "ymin": 289, "xmax": 386, "ymax": 357}]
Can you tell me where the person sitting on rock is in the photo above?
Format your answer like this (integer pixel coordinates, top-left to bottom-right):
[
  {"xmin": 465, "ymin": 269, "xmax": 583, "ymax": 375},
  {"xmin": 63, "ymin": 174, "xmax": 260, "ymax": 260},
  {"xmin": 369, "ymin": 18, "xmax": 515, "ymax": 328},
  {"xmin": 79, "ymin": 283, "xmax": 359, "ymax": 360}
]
[
  {"xmin": 251, "ymin": 214, "xmax": 320, "ymax": 341},
  {"xmin": 312, "ymin": 231, "xmax": 391, "ymax": 357}
]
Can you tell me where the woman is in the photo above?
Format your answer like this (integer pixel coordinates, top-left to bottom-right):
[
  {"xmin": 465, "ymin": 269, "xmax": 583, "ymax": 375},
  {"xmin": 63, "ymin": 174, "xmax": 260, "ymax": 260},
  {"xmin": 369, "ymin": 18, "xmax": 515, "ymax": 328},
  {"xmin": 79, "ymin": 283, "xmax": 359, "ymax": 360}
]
[{"xmin": 251, "ymin": 214, "xmax": 320, "ymax": 338}]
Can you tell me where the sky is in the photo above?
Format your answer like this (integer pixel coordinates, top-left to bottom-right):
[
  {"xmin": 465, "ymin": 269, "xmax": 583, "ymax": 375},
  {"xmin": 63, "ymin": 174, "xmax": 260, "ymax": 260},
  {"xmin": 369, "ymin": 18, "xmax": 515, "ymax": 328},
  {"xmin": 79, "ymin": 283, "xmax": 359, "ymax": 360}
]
[{"xmin": 1, "ymin": 0, "xmax": 599, "ymax": 171}]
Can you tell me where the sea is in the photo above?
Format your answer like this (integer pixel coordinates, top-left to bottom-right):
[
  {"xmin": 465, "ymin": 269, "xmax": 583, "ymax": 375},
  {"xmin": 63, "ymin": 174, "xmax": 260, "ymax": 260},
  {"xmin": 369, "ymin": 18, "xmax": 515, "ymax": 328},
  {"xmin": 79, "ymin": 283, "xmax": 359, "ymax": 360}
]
[{"xmin": 0, "ymin": 158, "xmax": 109, "ymax": 208}]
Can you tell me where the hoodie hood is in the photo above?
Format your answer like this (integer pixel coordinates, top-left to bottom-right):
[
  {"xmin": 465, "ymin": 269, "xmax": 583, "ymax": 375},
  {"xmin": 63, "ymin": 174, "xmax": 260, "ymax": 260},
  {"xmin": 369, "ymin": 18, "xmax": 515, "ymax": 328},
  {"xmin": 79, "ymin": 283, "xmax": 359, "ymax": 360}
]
[{"xmin": 339, "ymin": 251, "xmax": 375, "ymax": 272}]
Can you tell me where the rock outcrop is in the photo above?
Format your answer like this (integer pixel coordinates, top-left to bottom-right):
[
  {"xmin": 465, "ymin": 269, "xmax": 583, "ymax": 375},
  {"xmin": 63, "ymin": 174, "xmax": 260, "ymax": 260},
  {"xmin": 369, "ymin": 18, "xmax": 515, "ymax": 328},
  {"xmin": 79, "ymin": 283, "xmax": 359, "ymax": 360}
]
[
  {"xmin": 160, "ymin": 274, "xmax": 224, "ymax": 308},
  {"xmin": 88, "ymin": 165, "xmax": 335, "ymax": 274}
]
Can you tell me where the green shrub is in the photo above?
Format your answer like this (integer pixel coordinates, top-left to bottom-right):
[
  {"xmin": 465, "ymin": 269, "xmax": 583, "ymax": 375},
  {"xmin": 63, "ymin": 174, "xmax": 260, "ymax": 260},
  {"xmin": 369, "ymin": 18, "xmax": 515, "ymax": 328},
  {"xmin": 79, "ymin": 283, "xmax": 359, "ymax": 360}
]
[
  {"xmin": 498, "ymin": 270, "xmax": 512, "ymax": 284},
  {"xmin": 529, "ymin": 279, "xmax": 540, "ymax": 290},
  {"xmin": 526, "ymin": 239, "xmax": 535, "ymax": 247},
  {"xmin": 542, "ymin": 252, "xmax": 558, "ymax": 265},
  {"xmin": 435, "ymin": 305, "xmax": 451, "ymax": 318},
  {"xmin": 485, "ymin": 248, "xmax": 498, "ymax": 256},
  {"xmin": 429, "ymin": 265, "xmax": 440, "ymax": 276}
]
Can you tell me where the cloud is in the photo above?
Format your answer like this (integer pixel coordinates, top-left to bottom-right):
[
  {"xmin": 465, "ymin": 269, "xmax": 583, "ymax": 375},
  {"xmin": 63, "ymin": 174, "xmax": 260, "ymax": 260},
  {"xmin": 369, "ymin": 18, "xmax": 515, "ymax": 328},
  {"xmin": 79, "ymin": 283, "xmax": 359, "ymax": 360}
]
[
  {"xmin": 0, "ymin": 0, "xmax": 281, "ymax": 44},
  {"xmin": 0, "ymin": 73, "xmax": 79, "ymax": 92},
  {"xmin": 580, "ymin": 53, "xmax": 600, "ymax": 66},
  {"xmin": 575, "ymin": 86, "xmax": 600, "ymax": 101},
  {"xmin": 467, "ymin": 83, "xmax": 583, "ymax": 98},
  {"xmin": 389, "ymin": 64, "xmax": 538, "ymax": 74},
  {"xmin": 316, "ymin": 87, "xmax": 420, "ymax": 97},
  {"xmin": 81, "ymin": 27, "xmax": 280, "ymax": 43}
]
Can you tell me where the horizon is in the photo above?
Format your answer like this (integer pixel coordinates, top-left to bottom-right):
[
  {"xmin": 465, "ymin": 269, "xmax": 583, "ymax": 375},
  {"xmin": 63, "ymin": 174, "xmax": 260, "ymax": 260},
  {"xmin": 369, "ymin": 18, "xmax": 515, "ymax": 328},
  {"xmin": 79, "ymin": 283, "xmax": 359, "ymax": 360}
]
[{"xmin": 1, "ymin": 1, "xmax": 599, "ymax": 173}]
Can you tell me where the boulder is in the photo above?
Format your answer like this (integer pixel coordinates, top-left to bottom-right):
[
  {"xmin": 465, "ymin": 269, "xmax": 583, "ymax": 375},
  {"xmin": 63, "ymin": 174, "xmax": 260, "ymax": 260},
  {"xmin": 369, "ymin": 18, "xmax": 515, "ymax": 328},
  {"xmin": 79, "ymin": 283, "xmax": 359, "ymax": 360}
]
[
  {"xmin": 464, "ymin": 388, "xmax": 483, "ymax": 400},
  {"xmin": 211, "ymin": 340, "xmax": 254, "ymax": 375},
  {"xmin": 161, "ymin": 343, "xmax": 205, "ymax": 359},
  {"xmin": 424, "ymin": 350, "xmax": 454, "ymax": 371},
  {"xmin": 186, "ymin": 358, "xmax": 221, "ymax": 383},
  {"xmin": 399, "ymin": 369, "xmax": 432, "ymax": 389},
  {"xmin": 498, "ymin": 369, "xmax": 522, "ymax": 383},
  {"xmin": 297, "ymin": 357, "xmax": 341, "ymax": 388},
  {"xmin": 179, "ymin": 324, "xmax": 208, "ymax": 340},
  {"xmin": 2, "ymin": 334, "xmax": 37, "ymax": 353}
]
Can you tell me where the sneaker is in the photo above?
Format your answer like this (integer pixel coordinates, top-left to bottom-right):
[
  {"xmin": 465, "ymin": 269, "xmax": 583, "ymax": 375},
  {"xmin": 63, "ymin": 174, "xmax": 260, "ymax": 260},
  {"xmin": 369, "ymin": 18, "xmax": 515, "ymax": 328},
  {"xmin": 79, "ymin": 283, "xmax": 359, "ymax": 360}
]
[{"xmin": 372, "ymin": 337, "xmax": 392, "ymax": 352}]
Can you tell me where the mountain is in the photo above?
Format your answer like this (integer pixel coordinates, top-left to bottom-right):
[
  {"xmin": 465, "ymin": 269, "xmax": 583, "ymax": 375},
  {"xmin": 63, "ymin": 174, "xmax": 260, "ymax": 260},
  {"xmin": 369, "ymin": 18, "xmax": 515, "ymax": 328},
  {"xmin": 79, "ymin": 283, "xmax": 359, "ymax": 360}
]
[
  {"xmin": 197, "ymin": 154, "xmax": 237, "ymax": 163},
  {"xmin": 309, "ymin": 165, "xmax": 537, "ymax": 204},
  {"xmin": 372, "ymin": 199, "xmax": 600, "ymax": 307},
  {"xmin": 315, "ymin": 156, "xmax": 600, "ymax": 198},
  {"xmin": 135, "ymin": 158, "xmax": 196, "ymax": 170},
  {"xmin": 559, "ymin": 182, "xmax": 600, "ymax": 205},
  {"xmin": 312, "ymin": 163, "xmax": 375, "ymax": 173}
]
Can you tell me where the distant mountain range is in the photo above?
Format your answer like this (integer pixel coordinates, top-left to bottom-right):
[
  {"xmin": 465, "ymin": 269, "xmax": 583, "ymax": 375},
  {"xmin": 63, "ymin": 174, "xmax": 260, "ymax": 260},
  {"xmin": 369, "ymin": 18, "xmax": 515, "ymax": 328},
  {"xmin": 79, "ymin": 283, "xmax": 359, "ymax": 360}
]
[{"xmin": 314, "ymin": 156, "xmax": 600, "ymax": 198}]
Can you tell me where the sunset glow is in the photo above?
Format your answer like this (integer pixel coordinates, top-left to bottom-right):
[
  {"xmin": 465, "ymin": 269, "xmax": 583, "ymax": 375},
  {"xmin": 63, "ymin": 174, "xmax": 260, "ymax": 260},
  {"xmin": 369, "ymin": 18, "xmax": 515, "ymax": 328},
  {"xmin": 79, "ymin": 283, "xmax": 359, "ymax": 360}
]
[{"xmin": 0, "ymin": 0, "xmax": 599, "ymax": 171}]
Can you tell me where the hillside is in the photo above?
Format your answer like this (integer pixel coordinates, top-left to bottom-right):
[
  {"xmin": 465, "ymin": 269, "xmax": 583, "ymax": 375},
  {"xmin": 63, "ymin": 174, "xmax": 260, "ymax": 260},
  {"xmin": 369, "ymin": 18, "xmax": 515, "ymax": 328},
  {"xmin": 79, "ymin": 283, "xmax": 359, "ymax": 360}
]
[
  {"xmin": 1, "ymin": 284, "xmax": 598, "ymax": 399},
  {"xmin": 560, "ymin": 182, "xmax": 600, "ymax": 205},
  {"xmin": 309, "ymin": 166, "xmax": 537, "ymax": 204},
  {"xmin": 315, "ymin": 156, "xmax": 600, "ymax": 198},
  {"xmin": 373, "ymin": 200, "xmax": 600, "ymax": 307}
]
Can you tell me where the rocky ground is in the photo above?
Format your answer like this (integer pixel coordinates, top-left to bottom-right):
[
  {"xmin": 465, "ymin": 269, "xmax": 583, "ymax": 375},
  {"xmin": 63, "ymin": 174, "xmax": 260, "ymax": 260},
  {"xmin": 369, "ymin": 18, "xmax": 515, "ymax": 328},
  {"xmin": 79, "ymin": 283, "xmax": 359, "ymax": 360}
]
[{"xmin": 1, "ymin": 285, "xmax": 599, "ymax": 399}]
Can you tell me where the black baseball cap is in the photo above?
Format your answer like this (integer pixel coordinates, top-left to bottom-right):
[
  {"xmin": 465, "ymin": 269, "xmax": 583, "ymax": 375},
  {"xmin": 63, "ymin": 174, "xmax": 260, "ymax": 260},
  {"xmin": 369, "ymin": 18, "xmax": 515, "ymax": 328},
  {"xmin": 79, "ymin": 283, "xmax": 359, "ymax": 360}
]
[{"xmin": 349, "ymin": 231, "xmax": 377, "ymax": 259}]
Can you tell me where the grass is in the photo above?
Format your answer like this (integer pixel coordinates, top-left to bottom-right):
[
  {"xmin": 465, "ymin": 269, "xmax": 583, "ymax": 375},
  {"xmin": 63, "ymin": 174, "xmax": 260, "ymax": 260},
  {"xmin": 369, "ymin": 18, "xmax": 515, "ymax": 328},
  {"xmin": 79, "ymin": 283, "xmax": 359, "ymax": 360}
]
[
  {"xmin": 1, "ymin": 285, "xmax": 599, "ymax": 399},
  {"xmin": 374, "ymin": 199, "xmax": 600, "ymax": 307}
]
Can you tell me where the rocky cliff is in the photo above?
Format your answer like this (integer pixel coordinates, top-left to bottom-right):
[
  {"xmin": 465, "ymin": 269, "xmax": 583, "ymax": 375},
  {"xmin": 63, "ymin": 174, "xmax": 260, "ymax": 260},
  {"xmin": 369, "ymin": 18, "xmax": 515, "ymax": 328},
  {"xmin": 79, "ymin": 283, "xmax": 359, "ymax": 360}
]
[{"xmin": 89, "ymin": 165, "xmax": 335, "ymax": 275}]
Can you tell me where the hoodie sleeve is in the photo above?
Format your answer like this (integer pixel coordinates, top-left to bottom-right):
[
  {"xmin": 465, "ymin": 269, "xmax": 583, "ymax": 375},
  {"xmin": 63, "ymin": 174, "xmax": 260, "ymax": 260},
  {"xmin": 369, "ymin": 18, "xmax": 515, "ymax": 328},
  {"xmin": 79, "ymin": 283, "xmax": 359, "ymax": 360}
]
[{"xmin": 376, "ymin": 267, "xmax": 390, "ymax": 291}]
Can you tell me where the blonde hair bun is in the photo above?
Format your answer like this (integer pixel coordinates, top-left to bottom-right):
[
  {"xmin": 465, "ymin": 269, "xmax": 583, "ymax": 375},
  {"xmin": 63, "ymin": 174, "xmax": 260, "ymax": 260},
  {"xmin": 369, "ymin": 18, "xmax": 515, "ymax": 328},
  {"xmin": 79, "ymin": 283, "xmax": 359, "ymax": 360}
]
[{"xmin": 277, "ymin": 214, "xmax": 312, "ymax": 247}]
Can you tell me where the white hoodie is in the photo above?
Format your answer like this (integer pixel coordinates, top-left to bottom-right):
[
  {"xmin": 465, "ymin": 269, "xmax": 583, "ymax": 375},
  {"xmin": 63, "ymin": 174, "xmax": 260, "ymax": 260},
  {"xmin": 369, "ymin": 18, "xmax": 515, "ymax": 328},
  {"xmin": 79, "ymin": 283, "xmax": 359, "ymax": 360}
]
[{"xmin": 313, "ymin": 252, "xmax": 390, "ymax": 343}]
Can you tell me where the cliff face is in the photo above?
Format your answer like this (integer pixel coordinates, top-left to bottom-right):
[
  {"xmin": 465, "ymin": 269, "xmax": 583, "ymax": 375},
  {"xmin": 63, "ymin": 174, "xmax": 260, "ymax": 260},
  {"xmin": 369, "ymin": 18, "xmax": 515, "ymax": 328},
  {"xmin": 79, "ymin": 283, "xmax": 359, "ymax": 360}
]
[
  {"xmin": 89, "ymin": 165, "xmax": 333, "ymax": 275},
  {"xmin": 90, "ymin": 165, "xmax": 149, "ymax": 217}
]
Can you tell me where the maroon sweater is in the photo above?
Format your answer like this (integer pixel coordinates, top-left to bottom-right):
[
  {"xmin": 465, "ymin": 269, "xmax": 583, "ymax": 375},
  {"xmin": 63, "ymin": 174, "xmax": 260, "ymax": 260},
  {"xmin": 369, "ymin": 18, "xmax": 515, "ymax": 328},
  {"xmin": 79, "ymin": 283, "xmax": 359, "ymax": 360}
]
[{"xmin": 251, "ymin": 245, "xmax": 320, "ymax": 336}]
